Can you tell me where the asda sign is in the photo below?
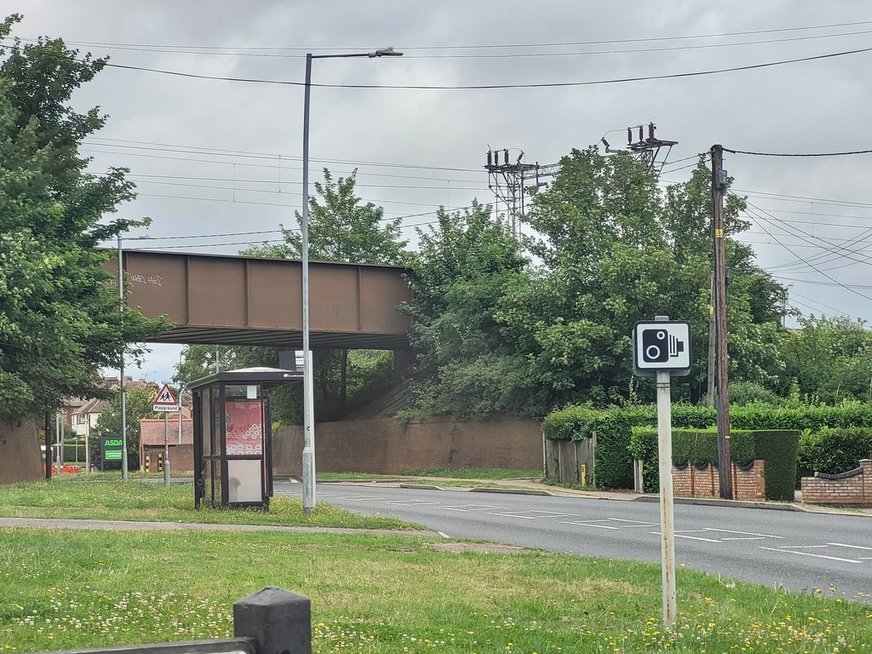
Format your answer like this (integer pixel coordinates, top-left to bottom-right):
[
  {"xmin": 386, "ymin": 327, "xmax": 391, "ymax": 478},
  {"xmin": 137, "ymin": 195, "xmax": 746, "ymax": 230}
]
[{"xmin": 102, "ymin": 436, "xmax": 124, "ymax": 464}]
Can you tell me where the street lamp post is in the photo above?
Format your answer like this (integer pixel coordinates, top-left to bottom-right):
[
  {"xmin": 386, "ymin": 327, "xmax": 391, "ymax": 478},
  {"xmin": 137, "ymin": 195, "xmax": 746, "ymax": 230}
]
[{"xmin": 300, "ymin": 47, "xmax": 402, "ymax": 514}]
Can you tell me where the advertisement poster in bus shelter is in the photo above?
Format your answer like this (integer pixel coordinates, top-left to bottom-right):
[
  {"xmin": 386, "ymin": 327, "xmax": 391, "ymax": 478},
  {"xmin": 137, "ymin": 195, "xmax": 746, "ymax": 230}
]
[{"xmin": 224, "ymin": 400, "xmax": 264, "ymax": 456}]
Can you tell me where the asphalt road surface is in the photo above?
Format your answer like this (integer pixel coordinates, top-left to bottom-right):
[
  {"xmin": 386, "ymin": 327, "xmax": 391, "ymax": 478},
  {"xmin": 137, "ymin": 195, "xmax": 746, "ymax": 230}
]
[{"xmin": 274, "ymin": 481, "xmax": 872, "ymax": 603}]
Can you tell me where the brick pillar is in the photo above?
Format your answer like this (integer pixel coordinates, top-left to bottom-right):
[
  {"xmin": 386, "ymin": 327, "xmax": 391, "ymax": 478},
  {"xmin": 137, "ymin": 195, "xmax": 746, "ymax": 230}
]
[{"xmin": 862, "ymin": 459, "xmax": 872, "ymax": 504}]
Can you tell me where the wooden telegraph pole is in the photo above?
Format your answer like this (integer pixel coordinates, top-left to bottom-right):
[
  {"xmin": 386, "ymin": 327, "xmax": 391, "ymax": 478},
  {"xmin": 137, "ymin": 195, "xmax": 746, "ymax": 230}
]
[{"xmin": 711, "ymin": 144, "xmax": 733, "ymax": 499}]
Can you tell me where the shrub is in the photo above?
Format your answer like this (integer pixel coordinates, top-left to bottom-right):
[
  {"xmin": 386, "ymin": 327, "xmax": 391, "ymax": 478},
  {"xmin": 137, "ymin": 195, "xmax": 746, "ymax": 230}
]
[
  {"xmin": 628, "ymin": 428, "xmax": 799, "ymax": 500},
  {"xmin": 797, "ymin": 428, "xmax": 872, "ymax": 478},
  {"xmin": 728, "ymin": 382, "xmax": 784, "ymax": 406}
]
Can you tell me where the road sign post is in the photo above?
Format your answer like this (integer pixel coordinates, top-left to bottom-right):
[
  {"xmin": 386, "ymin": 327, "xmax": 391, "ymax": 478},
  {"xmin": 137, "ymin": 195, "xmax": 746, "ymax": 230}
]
[
  {"xmin": 633, "ymin": 316, "xmax": 691, "ymax": 630},
  {"xmin": 153, "ymin": 383, "xmax": 180, "ymax": 486}
]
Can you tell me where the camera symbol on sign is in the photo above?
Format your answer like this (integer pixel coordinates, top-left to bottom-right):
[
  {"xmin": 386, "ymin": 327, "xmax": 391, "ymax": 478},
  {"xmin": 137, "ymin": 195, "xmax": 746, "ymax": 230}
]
[{"xmin": 641, "ymin": 328, "xmax": 685, "ymax": 363}]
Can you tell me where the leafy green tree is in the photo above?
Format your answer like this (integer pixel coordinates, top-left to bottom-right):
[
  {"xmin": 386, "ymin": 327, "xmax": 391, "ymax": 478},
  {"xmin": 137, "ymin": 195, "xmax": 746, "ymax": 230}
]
[
  {"xmin": 0, "ymin": 17, "xmax": 164, "ymax": 444},
  {"xmin": 91, "ymin": 385, "xmax": 159, "ymax": 470},
  {"xmin": 781, "ymin": 316, "xmax": 872, "ymax": 403},
  {"xmin": 403, "ymin": 202, "xmax": 535, "ymax": 416}
]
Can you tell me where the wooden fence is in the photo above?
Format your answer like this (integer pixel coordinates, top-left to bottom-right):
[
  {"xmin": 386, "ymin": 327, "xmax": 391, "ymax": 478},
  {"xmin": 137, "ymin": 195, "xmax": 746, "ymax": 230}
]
[{"xmin": 543, "ymin": 433, "xmax": 597, "ymax": 487}]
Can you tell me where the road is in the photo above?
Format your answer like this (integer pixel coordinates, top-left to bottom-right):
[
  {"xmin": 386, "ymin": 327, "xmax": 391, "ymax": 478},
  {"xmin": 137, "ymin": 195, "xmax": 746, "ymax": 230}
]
[{"xmin": 275, "ymin": 481, "xmax": 872, "ymax": 603}]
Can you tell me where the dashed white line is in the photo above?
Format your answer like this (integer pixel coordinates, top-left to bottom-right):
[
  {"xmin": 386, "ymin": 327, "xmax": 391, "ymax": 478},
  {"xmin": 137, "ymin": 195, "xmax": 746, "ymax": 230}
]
[
  {"xmin": 759, "ymin": 546, "xmax": 862, "ymax": 564},
  {"xmin": 827, "ymin": 542, "xmax": 872, "ymax": 551},
  {"xmin": 704, "ymin": 528, "xmax": 782, "ymax": 539}
]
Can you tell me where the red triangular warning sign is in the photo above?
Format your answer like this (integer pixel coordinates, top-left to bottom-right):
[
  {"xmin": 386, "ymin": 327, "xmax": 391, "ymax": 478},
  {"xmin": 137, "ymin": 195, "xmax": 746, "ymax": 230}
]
[{"xmin": 154, "ymin": 383, "xmax": 178, "ymax": 406}]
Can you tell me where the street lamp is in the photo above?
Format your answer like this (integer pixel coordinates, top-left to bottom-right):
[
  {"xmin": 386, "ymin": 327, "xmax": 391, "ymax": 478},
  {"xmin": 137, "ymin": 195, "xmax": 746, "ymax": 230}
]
[{"xmin": 300, "ymin": 47, "xmax": 403, "ymax": 514}]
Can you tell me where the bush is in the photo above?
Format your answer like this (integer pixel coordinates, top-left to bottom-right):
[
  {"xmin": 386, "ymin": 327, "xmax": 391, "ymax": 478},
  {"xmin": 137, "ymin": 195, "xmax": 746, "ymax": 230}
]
[
  {"xmin": 728, "ymin": 382, "xmax": 784, "ymax": 407},
  {"xmin": 797, "ymin": 428, "xmax": 872, "ymax": 478},
  {"xmin": 628, "ymin": 428, "xmax": 799, "ymax": 500}
]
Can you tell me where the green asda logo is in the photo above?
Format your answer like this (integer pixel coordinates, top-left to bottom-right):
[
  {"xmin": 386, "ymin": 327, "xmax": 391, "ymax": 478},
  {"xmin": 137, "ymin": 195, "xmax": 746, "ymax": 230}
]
[{"xmin": 104, "ymin": 438, "xmax": 123, "ymax": 447}]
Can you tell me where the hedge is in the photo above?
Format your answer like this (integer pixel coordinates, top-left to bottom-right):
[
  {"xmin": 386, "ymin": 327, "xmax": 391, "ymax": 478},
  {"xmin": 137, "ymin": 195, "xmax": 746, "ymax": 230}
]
[
  {"xmin": 628, "ymin": 428, "xmax": 800, "ymax": 500},
  {"xmin": 797, "ymin": 428, "xmax": 872, "ymax": 479},
  {"xmin": 544, "ymin": 401, "xmax": 872, "ymax": 487}
]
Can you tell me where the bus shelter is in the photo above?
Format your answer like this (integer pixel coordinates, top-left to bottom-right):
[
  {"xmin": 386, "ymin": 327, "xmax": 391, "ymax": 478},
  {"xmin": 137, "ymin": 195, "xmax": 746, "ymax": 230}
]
[{"xmin": 190, "ymin": 367, "xmax": 302, "ymax": 510}]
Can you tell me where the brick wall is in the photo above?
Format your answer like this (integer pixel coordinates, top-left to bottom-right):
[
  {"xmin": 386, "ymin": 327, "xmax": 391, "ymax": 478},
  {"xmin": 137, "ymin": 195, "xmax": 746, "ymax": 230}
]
[
  {"xmin": 670, "ymin": 460, "xmax": 765, "ymax": 501},
  {"xmin": 273, "ymin": 417, "xmax": 543, "ymax": 476},
  {"xmin": 142, "ymin": 443, "xmax": 194, "ymax": 473},
  {"xmin": 801, "ymin": 460, "xmax": 871, "ymax": 507}
]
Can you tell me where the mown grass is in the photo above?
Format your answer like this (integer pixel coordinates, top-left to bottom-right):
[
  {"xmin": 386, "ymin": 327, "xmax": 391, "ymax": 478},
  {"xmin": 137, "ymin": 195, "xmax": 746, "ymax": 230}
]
[
  {"xmin": 0, "ymin": 527, "xmax": 869, "ymax": 653},
  {"xmin": 0, "ymin": 480, "xmax": 415, "ymax": 530}
]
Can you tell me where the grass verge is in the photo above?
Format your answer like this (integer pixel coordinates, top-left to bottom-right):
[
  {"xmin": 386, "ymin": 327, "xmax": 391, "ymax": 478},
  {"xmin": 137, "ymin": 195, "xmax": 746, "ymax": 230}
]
[
  {"xmin": 0, "ymin": 480, "xmax": 415, "ymax": 530},
  {"xmin": 1, "ymin": 527, "xmax": 869, "ymax": 653}
]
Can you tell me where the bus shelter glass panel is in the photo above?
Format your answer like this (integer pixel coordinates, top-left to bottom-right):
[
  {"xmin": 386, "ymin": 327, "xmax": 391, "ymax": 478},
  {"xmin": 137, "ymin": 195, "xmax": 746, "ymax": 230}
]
[
  {"xmin": 225, "ymin": 386, "xmax": 266, "ymax": 504},
  {"xmin": 193, "ymin": 378, "xmax": 273, "ymax": 510}
]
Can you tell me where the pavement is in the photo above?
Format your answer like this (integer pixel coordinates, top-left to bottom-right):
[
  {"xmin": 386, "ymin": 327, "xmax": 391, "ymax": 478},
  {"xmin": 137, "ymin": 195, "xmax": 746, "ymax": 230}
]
[{"xmin": 318, "ymin": 475, "xmax": 872, "ymax": 517}]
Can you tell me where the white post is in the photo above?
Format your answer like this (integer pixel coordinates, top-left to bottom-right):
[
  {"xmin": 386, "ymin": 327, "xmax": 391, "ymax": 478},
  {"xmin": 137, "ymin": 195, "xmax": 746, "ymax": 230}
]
[
  {"xmin": 656, "ymin": 369, "xmax": 677, "ymax": 629},
  {"xmin": 85, "ymin": 418, "xmax": 91, "ymax": 473},
  {"xmin": 178, "ymin": 389, "xmax": 183, "ymax": 444}
]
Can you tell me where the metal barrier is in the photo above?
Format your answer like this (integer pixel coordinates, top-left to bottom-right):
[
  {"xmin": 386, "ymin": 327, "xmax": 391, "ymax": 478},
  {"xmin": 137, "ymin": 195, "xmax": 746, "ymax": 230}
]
[{"xmin": 39, "ymin": 587, "xmax": 311, "ymax": 654}]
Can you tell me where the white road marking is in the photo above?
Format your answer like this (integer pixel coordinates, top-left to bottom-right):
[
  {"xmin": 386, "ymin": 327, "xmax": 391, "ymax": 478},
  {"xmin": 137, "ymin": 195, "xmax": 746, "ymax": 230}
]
[
  {"xmin": 827, "ymin": 543, "xmax": 872, "ymax": 551},
  {"xmin": 720, "ymin": 536, "xmax": 767, "ymax": 541},
  {"xmin": 442, "ymin": 504, "xmax": 498, "ymax": 512},
  {"xmin": 651, "ymin": 531, "xmax": 720, "ymax": 543},
  {"xmin": 567, "ymin": 522, "xmax": 619, "ymax": 529},
  {"xmin": 437, "ymin": 531, "xmax": 450, "ymax": 539},
  {"xmin": 778, "ymin": 545, "xmax": 828, "ymax": 549},
  {"xmin": 491, "ymin": 510, "xmax": 574, "ymax": 520},
  {"xmin": 387, "ymin": 500, "xmax": 440, "ymax": 506},
  {"xmin": 759, "ymin": 546, "xmax": 862, "ymax": 564},
  {"xmin": 704, "ymin": 528, "xmax": 782, "ymax": 539}
]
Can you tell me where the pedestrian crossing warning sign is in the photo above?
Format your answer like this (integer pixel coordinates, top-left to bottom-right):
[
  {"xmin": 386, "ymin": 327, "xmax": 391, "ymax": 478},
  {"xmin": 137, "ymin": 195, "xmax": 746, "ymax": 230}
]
[{"xmin": 153, "ymin": 383, "xmax": 179, "ymax": 412}]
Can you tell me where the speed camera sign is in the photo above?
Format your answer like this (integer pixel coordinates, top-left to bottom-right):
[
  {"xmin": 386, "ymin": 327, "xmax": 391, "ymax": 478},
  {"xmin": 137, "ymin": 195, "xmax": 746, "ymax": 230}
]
[{"xmin": 633, "ymin": 320, "xmax": 691, "ymax": 376}]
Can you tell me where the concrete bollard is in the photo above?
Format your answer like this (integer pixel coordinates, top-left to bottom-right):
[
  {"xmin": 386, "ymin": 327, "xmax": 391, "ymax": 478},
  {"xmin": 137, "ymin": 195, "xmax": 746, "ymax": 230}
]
[{"xmin": 233, "ymin": 587, "xmax": 311, "ymax": 654}]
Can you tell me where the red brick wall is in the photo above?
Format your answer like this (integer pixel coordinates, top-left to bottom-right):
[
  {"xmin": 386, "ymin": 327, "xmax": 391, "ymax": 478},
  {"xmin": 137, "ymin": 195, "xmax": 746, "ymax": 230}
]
[
  {"xmin": 801, "ymin": 460, "xmax": 871, "ymax": 506},
  {"xmin": 273, "ymin": 417, "xmax": 543, "ymax": 476},
  {"xmin": 142, "ymin": 443, "xmax": 194, "ymax": 473},
  {"xmin": 670, "ymin": 460, "xmax": 765, "ymax": 501}
]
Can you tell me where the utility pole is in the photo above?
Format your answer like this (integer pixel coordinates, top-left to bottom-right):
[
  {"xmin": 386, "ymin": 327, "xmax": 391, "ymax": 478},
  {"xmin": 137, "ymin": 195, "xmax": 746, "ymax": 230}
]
[
  {"xmin": 706, "ymin": 275, "xmax": 715, "ymax": 406},
  {"xmin": 710, "ymin": 144, "xmax": 732, "ymax": 499}
]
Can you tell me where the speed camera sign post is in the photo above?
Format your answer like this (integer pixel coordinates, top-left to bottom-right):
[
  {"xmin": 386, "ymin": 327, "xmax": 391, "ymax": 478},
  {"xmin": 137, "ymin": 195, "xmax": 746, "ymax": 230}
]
[{"xmin": 633, "ymin": 316, "xmax": 691, "ymax": 631}]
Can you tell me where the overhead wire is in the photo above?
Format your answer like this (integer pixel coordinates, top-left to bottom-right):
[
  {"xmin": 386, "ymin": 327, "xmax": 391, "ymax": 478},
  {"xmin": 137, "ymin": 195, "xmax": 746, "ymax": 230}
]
[
  {"xmin": 13, "ymin": 18, "xmax": 872, "ymax": 54},
  {"xmin": 743, "ymin": 205, "xmax": 872, "ymax": 301},
  {"xmin": 94, "ymin": 44, "xmax": 872, "ymax": 90}
]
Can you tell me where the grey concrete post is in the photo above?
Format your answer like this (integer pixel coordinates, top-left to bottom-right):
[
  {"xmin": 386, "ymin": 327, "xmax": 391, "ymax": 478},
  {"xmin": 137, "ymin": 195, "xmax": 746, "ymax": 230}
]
[{"xmin": 233, "ymin": 587, "xmax": 311, "ymax": 654}]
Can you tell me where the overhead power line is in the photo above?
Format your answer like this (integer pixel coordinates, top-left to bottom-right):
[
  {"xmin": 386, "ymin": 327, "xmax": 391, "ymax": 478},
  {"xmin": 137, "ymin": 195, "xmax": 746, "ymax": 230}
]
[
  {"xmin": 14, "ymin": 18, "xmax": 872, "ymax": 53},
  {"xmin": 99, "ymin": 45, "xmax": 872, "ymax": 90},
  {"xmin": 726, "ymin": 147, "xmax": 872, "ymax": 157}
]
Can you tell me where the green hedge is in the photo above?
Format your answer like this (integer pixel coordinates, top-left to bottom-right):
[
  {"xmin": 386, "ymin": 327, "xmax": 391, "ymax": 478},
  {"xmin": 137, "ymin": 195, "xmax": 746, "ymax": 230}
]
[
  {"xmin": 628, "ymin": 429, "xmax": 800, "ymax": 500},
  {"xmin": 797, "ymin": 428, "xmax": 872, "ymax": 479},
  {"xmin": 544, "ymin": 401, "xmax": 872, "ymax": 491}
]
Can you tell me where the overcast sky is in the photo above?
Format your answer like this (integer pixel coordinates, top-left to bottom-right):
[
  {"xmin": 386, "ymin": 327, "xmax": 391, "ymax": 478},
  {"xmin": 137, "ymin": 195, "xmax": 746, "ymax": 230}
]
[{"xmin": 8, "ymin": 1, "xmax": 872, "ymax": 383}]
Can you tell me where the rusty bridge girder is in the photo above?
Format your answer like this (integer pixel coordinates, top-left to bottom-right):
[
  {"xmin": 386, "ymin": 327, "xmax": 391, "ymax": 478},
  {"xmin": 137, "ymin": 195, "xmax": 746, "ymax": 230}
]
[{"xmin": 116, "ymin": 250, "xmax": 412, "ymax": 349}]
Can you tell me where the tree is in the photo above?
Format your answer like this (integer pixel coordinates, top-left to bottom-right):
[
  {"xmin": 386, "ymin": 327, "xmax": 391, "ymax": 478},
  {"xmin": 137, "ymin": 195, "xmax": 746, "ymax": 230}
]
[
  {"xmin": 780, "ymin": 316, "xmax": 872, "ymax": 403},
  {"xmin": 0, "ymin": 16, "xmax": 164, "ymax": 457},
  {"xmin": 403, "ymin": 202, "xmax": 535, "ymax": 416}
]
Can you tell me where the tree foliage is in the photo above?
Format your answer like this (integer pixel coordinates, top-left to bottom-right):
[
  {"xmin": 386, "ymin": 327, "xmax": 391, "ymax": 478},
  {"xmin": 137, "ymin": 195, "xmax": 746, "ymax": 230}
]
[
  {"xmin": 404, "ymin": 149, "xmax": 789, "ymax": 416},
  {"xmin": 0, "ymin": 16, "xmax": 165, "ymax": 422}
]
